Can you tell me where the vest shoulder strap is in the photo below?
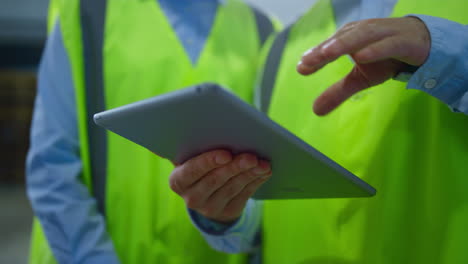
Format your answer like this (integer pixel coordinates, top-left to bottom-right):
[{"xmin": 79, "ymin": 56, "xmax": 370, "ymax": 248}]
[
  {"xmin": 255, "ymin": 25, "xmax": 292, "ymax": 113},
  {"xmin": 248, "ymin": 4, "xmax": 275, "ymax": 47},
  {"xmin": 80, "ymin": 0, "xmax": 108, "ymax": 216}
]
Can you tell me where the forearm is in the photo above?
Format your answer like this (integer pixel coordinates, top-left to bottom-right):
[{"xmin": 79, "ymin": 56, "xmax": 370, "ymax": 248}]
[
  {"xmin": 407, "ymin": 15, "xmax": 468, "ymax": 115},
  {"xmin": 27, "ymin": 21, "xmax": 119, "ymax": 263},
  {"xmin": 27, "ymin": 110, "xmax": 120, "ymax": 263},
  {"xmin": 30, "ymin": 184, "xmax": 119, "ymax": 263}
]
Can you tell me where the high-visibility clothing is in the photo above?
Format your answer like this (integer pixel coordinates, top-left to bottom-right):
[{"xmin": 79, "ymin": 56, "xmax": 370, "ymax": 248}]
[
  {"xmin": 262, "ymin": 0, "xmax": 468, "ymax": 263},
  {"xmin": 29, "ymin": 0, "xmax": 275, "ymax": 263}
]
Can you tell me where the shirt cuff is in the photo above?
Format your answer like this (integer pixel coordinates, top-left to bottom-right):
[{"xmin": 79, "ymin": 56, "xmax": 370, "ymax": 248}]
[
  {"xmin": 188, "ymin": 199, "xmax": 263, "ymax": 253},
  {"xmin": 188, "ymin": 209, "xmax": 239, "ymax": 235},
  {"xmin": 406, "ymin": 14, "xmax": 468, "ymax": 112}
]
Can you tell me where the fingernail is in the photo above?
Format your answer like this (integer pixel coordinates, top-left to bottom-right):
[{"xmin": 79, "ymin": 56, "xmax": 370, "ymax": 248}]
[
  {"xmin": 216, "ymin": 154, "xmax": 231, "ymax": 165},
  {"xmin": 240, "ymin": 157, "xmax": 255, "ymax": 169},
  {"xmin": 297, "ymin": 60, "xmax": 307, "ymax": 69},
  {"xmin": 253, "ymin": 166, "xmax": 269, "ymax": 175},
  {"xmin": 297, "ymin": 61, "xmax": 316, "ymax": 73}
]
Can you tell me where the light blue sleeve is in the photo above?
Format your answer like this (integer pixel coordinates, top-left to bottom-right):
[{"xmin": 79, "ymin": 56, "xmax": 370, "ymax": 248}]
[
  {"xmin": 26, "ymin": 22, "xmax": 120, "ymax": 264},
  {"xmin": 407, "ymin": 15, "xmax": 468, "ymax": 115},
  {"xmin": 188, "ymin": 199, "xmax": 263, "ymax": 254}
]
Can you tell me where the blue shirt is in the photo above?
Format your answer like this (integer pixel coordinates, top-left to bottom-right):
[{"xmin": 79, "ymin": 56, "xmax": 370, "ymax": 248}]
[
  {"xmin": 191, "ymin": 0, "xmax": 468, "ymax": 255},
  {"xmin": 28, "ymin": 0, "xmax": 468, "ymax": 263},
  {"xmin": 27, "ymin": 1, "xmax": 223, "ymax": 263}
]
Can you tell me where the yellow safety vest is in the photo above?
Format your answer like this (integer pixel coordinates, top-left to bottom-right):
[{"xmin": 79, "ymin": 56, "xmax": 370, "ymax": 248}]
[
  {"xmin": 262, "ymin": 0, "xmax": 468, "ymax": 263},
  {"xmin": 29, "ymin": 0, "xmax": 276, "ymax": 263}
]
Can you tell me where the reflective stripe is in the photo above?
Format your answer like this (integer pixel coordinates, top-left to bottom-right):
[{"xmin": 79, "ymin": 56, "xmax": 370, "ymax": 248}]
[
  {"xmin": 80, "ymin": 0, "xmax": 108, "ymax": 216},
  {"xmin": 250, "ymin": 5, "xmax": 274, "ymax": 47},
  {"xmin": 255, "ymin": 25, "xmax": 292, "ymax": 113}
]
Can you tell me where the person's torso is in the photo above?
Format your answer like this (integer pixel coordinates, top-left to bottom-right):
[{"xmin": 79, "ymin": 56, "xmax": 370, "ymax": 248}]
[
  {"xmin": 262, "ymin": 0, "xmax": 468, "ymax": 263},
  {"xmin": 84, "ymin": 1, "xmax": 260, "ymax": 263},
  {"xmin": 32, "ymin": 0, "xmax": 269, "ymax": 263}
]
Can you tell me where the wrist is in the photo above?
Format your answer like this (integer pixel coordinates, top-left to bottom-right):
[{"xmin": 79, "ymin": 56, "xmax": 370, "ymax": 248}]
[{"xmin": 189, "ymin": 209, "xmax": 242, "ymax": 235}]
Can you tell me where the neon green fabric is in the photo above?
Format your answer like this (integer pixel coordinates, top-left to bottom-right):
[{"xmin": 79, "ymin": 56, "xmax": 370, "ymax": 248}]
[
  {"xmin": 263, "ymin": 0, "xmax": 468, "ymax": 263},
  {"xmin": 29, "ymin": 0, "xmax": 270, "ymax": 263},
  {"xmin": 47, "ymin": 0, "xmax": 58, "ymax": 33}
]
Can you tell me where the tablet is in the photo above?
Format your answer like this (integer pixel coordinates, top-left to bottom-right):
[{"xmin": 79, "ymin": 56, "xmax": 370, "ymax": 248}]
[{"xmin": 94, "ymin": 83, "xmax": 376, "ymax": 199}]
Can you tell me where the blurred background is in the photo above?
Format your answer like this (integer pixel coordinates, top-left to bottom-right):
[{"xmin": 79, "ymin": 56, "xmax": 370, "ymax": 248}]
[{"xmin": 0, "ymin": 0, "xmax": 314, "ymax": 262}]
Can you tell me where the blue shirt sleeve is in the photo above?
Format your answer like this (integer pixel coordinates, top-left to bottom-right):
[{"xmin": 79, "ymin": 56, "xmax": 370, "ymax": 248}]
[
  {"xmin": 407, "ymin": 15, "xmax": 468, "ymax": 115},
  {"xmin": 188, "ymin": 199, "xmax": 263, "ymax": 253},
  {"xmin": 26, "ymin": 22, "xmax": 119, "ymax": 264}
]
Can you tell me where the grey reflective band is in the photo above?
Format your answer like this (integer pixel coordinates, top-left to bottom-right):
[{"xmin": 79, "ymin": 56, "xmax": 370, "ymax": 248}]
[
  {"xmin": 256, "ymin": 25, "xmax": 292, "ymax": 113},
  {"xmin": 80, "ymin": 0, "xmax": 108, "ymax": 216},
  {"xmin": 249, "ymin": 6, "xmax": 274, "ymax": 47}
]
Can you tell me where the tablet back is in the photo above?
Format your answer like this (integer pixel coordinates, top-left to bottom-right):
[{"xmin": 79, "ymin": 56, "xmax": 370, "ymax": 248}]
[{"xmin": 94, "ymin": 83, "xmax": 376, "ymax": 199}]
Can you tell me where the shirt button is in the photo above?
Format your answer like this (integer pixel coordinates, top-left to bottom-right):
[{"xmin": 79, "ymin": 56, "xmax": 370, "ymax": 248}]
[{"xmin": 424, "ymin": 79, "xmax": 437, "ymax": 89}]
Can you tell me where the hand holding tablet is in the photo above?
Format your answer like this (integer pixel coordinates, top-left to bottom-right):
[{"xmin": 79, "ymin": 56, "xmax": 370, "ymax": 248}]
[
  {"xmin": 169, "ymin": 150, "xmax": 272, "ymax": 223},
  {"xmin": 94, "ymin": 83, "xmax": 376, "ymax": 200}
]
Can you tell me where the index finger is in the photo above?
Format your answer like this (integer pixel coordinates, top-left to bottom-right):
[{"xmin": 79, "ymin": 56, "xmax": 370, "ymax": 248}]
[
  {"xmin": 298, "ymin": 18, "xmax": 394, "ymax": 75},
  {"xmin": 170, "ymin": 150, "xmax": 232, "ymax": 192}
]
